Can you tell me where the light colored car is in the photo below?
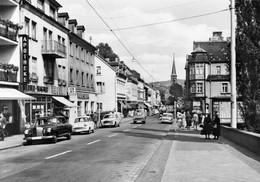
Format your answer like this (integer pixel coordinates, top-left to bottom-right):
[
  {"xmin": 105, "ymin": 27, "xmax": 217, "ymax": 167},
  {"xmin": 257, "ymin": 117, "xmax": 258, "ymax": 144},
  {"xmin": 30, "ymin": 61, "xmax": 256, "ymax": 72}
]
[
  {"xmin": 133, "ymin": 109, "xmax": 146, "ymax": 124},
  {"xmin": 160, "ymin": 113, "xmax": 174, "ymax": 124},
  {"xmin": 100, "ymin": 113, "xmax": 121, "ymax": 127},
  {"xmin": 72, "ymin": 116, "xmax": 94, "ymax": 134}
]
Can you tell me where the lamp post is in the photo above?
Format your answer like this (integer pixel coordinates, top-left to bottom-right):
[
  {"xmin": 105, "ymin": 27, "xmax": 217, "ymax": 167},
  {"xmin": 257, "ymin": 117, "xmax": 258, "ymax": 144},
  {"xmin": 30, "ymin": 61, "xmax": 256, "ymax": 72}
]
[{"xmin": 230, "ymin": 0, "xmax": 237, "ymax": 128}]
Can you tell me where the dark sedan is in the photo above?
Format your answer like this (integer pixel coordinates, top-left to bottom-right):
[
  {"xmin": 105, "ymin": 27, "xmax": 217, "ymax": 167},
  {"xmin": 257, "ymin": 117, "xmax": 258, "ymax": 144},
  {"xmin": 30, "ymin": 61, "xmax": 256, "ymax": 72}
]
[{"xmin": 24, "ymin": 116, "xmax": 72, "ymax": 144}]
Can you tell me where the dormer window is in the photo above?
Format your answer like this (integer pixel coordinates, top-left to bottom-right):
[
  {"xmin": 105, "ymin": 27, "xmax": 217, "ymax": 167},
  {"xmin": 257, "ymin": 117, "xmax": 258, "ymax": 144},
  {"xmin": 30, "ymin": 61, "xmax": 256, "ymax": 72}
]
[{"xmin": 50, "ymin": 6, "xmax": 56, "ymax": 19}]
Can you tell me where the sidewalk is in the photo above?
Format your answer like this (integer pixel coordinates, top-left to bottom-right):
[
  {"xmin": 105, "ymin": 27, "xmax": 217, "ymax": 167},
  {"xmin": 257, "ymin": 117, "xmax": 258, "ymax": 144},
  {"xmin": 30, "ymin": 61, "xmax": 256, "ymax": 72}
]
[
  {"xmin": 0, "ymin": 117, "xmax": 133, "ymax": 151},
  {"xmin": 161, "ymin": 128, "xmax": 260, "ymax": 182}
]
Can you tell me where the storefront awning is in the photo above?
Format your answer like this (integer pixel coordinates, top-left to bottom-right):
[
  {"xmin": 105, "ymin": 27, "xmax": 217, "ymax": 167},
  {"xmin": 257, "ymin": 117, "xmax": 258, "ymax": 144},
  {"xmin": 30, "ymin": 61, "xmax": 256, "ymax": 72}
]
[
  {"xmin": 0, "ymin": 88, "xmax": 35, "ymax": 100},
  {"xmin": 52, "ymin": 96, "xmax": 77, "ymax": 108},
  {"xmin": 144, "ymin": 102, "xmax": 152, "ymax": 108}
]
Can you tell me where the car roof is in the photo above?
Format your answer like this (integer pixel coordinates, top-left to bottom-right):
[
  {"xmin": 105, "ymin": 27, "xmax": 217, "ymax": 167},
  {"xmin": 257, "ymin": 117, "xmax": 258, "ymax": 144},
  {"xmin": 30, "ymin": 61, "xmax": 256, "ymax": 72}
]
[
  {"xmin": 75, "ymin": 116, "xmax": 91, "ymax": 119},
  {"xmin": 38, "ymin": 116, "xmax": 65, "ymax": 119}
]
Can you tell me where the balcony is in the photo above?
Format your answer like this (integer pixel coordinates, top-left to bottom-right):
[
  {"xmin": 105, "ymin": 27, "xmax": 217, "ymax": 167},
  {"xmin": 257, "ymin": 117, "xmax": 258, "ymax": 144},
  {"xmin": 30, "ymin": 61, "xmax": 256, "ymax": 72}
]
[
  {"xmin": 0, "ymin": 64, "xmax": 18, "ymax": 82},
  {"xmin": 41, "ymin": 40, "xmax": 66, "ymax": 58},
  {"xmin": 0, "ymin": 18, "xmax": 19, "ymax": 45}
]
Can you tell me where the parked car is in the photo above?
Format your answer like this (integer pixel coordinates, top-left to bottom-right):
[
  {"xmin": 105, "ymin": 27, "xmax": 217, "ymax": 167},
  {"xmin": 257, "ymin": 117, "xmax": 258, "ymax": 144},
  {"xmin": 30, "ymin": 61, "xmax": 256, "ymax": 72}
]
[
  {"xmin": 100, "ymin": 113, "xmax": 121, "ymax": 127},
  {"xmin": 24, "ymin": 116, "xmax": 72, "ymax": 144},
  {"xmin": 133, "ymin": 109, "xmax": 146, "ymax": 124},
  {"xmin": 72, "ymin": 115, "xmax": 94, "ymax": 134},
  {"xmin": 160, "ymin": 113, "xmax": 174, "ymax": 124}
]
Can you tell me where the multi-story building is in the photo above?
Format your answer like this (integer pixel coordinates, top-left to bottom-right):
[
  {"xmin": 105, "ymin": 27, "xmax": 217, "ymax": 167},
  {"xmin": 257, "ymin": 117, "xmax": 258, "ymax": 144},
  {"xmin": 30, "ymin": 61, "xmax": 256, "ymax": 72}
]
[
  {"xmin": 0, "ymin": 0, "xmax": 35, "ymax": 135},
  {"xmin": 66, "ymin": 19, "xmax": 97, "ymax": 123},
  {"xmin": 185, "ymin": 32, "xmax": 243, "ymax": 124},
  {"xmin": 19, "ymin": 0, "xmax": 75, "ymax": 127},
  {"xmin": 94, "ymin": 55, "xmax": 117, "ymax": 113}
]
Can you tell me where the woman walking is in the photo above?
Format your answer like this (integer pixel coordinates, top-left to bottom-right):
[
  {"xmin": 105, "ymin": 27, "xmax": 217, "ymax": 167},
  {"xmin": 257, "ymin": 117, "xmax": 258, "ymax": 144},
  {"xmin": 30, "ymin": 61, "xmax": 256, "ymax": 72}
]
[
  {"xmin": 212, "ymin": 113, "xmax": 221, "ymax": 140},
  {"xmin": 203, "ymin": 114, "xmax": 212, "ymax": 139}
]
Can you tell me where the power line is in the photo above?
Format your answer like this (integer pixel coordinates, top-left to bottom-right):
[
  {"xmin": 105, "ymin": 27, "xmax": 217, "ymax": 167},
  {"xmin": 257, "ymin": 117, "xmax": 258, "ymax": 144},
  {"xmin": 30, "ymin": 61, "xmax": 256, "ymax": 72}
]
[
  {"xmin": 113, "ymin": 8, "xmax": 230, "ymax": 31},
  {"xmin": 84, "ymin": 0, "xmax": 158, "ymax": 82}
]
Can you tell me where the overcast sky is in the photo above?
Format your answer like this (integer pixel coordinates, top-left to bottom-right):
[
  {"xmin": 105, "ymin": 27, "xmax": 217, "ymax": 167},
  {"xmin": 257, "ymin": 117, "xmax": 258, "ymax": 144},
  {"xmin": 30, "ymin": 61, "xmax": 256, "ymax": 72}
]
[{"xmin": 60, "ymin": 0, "xmax": 231, "ymax": 82}]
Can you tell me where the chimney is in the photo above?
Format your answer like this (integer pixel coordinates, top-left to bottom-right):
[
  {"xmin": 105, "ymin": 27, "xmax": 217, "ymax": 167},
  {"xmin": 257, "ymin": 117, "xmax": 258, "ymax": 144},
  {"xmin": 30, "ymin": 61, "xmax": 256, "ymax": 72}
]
[
  {"xmin": 58, "ymin": 12, "xmax": 69, "ymax": 28},
  {"xmin": 68, "ymin": 19, "xmax": 78, "ymax": 33},
  {"xmin": 77, "ymin": 25, "xmax": 85, "ymax": 38},
  {"xmin": 211, "ymin": 31, "xmax": 223, "ymax": 41}
]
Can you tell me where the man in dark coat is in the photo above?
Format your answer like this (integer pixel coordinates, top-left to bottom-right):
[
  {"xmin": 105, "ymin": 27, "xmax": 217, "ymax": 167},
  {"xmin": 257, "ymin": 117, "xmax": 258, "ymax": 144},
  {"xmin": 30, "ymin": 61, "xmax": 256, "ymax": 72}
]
[
  {"xmin": 212, "ymin": 113, "xmax": 221, "ymax": 140},
  {"xmin": 185, "ymin": 111, "xmax": 192, "ymax": 130},
  {"xmin": 203, "ymin": 114, "xmax": 212, "ymax": 139}
]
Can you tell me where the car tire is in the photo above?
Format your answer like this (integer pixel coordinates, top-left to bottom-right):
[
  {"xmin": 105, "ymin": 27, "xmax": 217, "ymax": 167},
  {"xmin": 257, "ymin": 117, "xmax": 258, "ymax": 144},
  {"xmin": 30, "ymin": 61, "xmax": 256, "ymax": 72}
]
[
  {"xmin": 67, "ymin": 133, "xmax": 71, "ymax": 140},
  {"xmin": 92, "ymin": 128, "xmax": 95, "ymax": 133},
  {"xmin": 52, "ymin": 135, "xmax": 57, "ymax": 143},
  {"xmin": 27, "ymin": 140, "xmax": 32, "ymax": 145},
  {"xmin": 114, "ymin": 122, "xmax": 117, "ymax": 127},
  {"xmin": 88, "ymin": 128, "xmax": 91, "ymax": 134}
]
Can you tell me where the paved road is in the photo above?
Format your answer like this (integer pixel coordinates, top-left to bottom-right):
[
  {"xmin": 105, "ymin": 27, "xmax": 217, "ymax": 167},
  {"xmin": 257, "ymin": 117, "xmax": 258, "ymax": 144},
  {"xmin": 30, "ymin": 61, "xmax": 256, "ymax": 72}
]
[{"xmin": 0, "ymin": 115, "xmax": 172, "ymax": 182}]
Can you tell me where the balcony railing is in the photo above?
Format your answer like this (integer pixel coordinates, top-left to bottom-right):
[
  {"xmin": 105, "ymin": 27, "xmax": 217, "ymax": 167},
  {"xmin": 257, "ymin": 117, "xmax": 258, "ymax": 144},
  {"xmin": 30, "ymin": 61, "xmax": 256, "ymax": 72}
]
[
  {"xmin": 0, "ymin": 20, "xmax": 18, "ymax": 42},
  {"xmin": 41, "ymin": 40, "xmax": 66, "ymax": 58},
  {"xmin": 0, "ymin": 69, "xmax": 17, "ymax": 82}
]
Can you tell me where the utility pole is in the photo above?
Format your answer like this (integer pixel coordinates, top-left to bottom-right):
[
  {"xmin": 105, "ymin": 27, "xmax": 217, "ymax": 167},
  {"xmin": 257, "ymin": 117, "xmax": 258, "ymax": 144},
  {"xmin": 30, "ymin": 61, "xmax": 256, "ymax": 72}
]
[{"xmin": 231, "ymin": 0, "xmax": 237, "ymax": 128}]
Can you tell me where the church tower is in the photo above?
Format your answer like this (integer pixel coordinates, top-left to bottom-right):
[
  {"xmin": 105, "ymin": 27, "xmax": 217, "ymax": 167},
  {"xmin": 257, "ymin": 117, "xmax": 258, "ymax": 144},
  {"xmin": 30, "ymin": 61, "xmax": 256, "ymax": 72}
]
[{"xmin": 171, "ymin": 53, "xmax": 177, "ymax": 84}]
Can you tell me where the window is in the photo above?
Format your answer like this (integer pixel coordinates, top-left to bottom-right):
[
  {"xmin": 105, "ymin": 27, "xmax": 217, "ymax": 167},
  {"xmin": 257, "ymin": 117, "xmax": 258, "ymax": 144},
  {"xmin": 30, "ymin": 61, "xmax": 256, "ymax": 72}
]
[
  {"xmin": 25, "ymin": 17, "xmax": 30, "ymax": 36},
  {"xmin": 37, "ymin": 0, "xmax": 44, "ymax": 11},
  {"xmin": 190, "ymin": 83, "xmax": 195, "ymax": 93},
  {"xmin": 196, "ymin": 83, "xmax": 203, "ymax": 93},
  {"xmin": 69, "ymin": 42, "xmax": 73, "ymax": 56},
  {"xmin": 96, "ymin": 66, "xmax": 101, "ymax": 75},
  {"xmin": 58, "ymin": 35, "xmax": 61, "ymax": 44},
  {"xmin": 81, "ymin": 48, "xmax": 84, "ymax": 61},
  {"xmin": 62, "ymin": 38, "xmax": 65, "ymax": 46},
  {"xmin": 216, "ymin": 66, "xmax": 221, "ymax": 75},
  {"xmin": 31, "ymin": 21, "xmax": 36, "ymax": 39},
  {"xmin": 70, "ymin": 68, "xmax": 73, "ymax": 84},
  {"xmin": 90, "ymin": 74, "xmax": 93, "ymax": 87},
  {"xmin": 222, "ymin": 83, "xmax": 228, "ymax": 93},
  {"xmin": 81, "ymin": 72, "xmax": 84, "ymax": 86},
  {"xmin": 76, "ymin": 70, "xmax": 79, "ymax": 85},
  {"xmin": 44, "ymin": 61, "xmax": 53, "ymax": 78},
  {"xmin": 86, "ymin": 73, "xmax": 89, "ymax": 87},
  {"xmin": 32, "ymin": 57, "xmax": 37, "ymax": 74},
  {"xmin": 76, "ymin": 45, "xmax": 79, "ymax": 59},
  {"xmin": 50, "ymin": 6, "xmax": 55, "ymax": 19}
]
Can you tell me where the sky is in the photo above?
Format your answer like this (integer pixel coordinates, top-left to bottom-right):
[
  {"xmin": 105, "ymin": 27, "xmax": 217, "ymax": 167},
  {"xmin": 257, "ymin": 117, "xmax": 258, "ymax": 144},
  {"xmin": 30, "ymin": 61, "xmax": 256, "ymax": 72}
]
[{"xmin": 60, "ymin": 0, "xmax": 231, "ymax": 82}]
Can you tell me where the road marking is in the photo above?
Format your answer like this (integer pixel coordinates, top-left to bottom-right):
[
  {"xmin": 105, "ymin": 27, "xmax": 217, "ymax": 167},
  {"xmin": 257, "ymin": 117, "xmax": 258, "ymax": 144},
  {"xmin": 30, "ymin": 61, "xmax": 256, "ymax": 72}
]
[
  {"xmin": 87, "ymin": 140, "xmax": 101, "ymax": 145},
  {"xmin": 45, "ymin": 150, "xmax": 72, "ymax": 160},
  {"xmin": 108, "ymin": 134, "xmax": 119, "ymax": 137},
  {"xmin": 133, "ymin": 125, "xmax": 142, "ymax": 128},
  {"xmin": 123, "ymin": 129, "xmax": 130, "ymax": 132}
]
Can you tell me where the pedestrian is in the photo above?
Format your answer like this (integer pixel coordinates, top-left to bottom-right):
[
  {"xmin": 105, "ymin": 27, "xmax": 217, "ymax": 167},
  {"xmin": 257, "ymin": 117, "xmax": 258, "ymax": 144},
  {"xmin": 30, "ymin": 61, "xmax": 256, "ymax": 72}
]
[
  {"xmin": 192, "ymin": 112, "xmax": 199, "ymax": 130},
  {"xmin": 93, "ymin": 112, "xmax": 99, "ymax": 129},
  {"xmin": 203, "ymin": 114, "xmax": 212, "ymax": 139},
  {"xmin": 0, "ymin": 113, "xmax": 7, "ymax": 141},
  {"xmin": 185, "ymin": 111, "xmax": 192, "ymax": 130},
  {"xmin": 212, "ymin": 113, "xmax": 221, "ymax": 140}
]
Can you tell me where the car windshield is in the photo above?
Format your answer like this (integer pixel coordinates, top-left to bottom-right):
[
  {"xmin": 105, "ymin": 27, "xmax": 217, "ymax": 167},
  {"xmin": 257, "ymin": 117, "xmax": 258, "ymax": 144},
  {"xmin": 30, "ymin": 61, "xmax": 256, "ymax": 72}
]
[
  {"xmin": 135, "ymin": 111, "xmax": 143, "ymax": 116},
  {"xmin": 37, "ymin": 118, "xmax": 58, "ymax": 126},
  {"xmin": 163, "ymin": 113, "xmax": 172, "ymax": 117},
  {"xmin": 74, "ymin": 118, "xmax": 85, "ymax": 123},
  {"xmin": 103, "ymin": 114, "xmax": 116, "ymax": 119}
]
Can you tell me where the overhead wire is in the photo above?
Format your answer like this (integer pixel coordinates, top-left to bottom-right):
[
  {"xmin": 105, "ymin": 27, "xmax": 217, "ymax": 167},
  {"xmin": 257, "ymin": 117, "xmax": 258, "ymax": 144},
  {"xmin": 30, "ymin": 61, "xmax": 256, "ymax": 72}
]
[{"xmin": 84, "ymin": 0, "xmax": 158, "ymax": 82}]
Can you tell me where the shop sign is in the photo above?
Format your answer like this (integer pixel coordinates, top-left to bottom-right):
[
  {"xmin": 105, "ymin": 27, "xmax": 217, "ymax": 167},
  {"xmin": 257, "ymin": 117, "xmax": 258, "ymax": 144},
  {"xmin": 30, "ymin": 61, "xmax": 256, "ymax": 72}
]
[
  {"xmin": 193, "ymin": 101, "xmax": 201, "ymax": 107},
  {"xmin": 77, "ymin": 93, "xmax": 89, "ymax": 99},
  {"xmin": 21, "ymin": 35, "xmax": 29, "ymax": 83},
  {"xmin": 51, "ymin": 86, "xmax": 66, "ymax": 95}
]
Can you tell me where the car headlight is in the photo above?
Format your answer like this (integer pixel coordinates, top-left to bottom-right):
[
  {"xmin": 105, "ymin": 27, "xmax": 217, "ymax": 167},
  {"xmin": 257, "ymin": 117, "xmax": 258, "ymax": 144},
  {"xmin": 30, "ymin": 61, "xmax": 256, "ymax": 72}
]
[{"xmin": 47, "ymin": 128, "xmax": 51, "ymax": 132}]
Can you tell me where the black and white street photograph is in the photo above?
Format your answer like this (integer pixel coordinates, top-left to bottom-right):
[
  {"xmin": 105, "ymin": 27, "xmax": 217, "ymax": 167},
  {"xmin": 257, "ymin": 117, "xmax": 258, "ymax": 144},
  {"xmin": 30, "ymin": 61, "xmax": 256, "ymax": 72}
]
[{"xmin": 1, "ymin": 0, "xmax": 260, "ymax": 181}]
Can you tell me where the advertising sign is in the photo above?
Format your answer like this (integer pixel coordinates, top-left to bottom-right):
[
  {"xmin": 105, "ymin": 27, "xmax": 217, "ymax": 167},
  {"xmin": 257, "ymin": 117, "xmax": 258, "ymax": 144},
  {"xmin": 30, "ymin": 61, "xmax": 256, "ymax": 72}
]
[{"xmin": 21, "ymin": 35, "xmax": 29, "ymax": 83}]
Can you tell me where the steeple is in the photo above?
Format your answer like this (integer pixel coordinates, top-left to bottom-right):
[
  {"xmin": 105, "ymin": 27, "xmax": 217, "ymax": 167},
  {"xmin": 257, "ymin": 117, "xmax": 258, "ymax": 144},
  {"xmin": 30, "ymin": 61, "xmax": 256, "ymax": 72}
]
[{"xmin": 171, "ymin": 53, "xmax": 177, "ymax": 84}]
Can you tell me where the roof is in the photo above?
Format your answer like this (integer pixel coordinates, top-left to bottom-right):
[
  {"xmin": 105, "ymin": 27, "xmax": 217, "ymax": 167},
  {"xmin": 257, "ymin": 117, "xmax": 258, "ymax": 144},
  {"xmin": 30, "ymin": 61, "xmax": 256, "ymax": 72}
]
[{"xmin": 192, "ymin": 45, "xmax": 207, "ymax": 54}]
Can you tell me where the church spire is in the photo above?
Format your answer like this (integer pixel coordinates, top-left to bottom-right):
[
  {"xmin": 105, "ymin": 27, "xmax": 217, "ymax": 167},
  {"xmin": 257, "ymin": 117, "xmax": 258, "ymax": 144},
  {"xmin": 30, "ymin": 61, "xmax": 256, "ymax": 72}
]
[{"xmin": 171, "ymin": 53, "xmax": 177, "ymax": 84}]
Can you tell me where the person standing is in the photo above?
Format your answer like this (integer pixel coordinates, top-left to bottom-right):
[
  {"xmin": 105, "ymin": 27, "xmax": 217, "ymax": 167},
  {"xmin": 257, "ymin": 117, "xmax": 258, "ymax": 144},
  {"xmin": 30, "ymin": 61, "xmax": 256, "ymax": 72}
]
[
  {"xmin": 93, "ymin": 112, "xmax": 99, "ymax": 129},
  {"xmin": 0, "ymin": 113, "xmax": 7, "ymax": 141},
  {"xmin": 193, "ymin": 112, "xmax": 199, "ymax": 130},
  {"xmin": 185, "ymin": 111, "xmax": 192, "ymax": 130},
  {"xmin": 203, "ymin": 114, "xmax": 212, "ymax": 139},
  {"xmin": 212, "ymin": 113, "xmax": 221, "ymax": 140}
]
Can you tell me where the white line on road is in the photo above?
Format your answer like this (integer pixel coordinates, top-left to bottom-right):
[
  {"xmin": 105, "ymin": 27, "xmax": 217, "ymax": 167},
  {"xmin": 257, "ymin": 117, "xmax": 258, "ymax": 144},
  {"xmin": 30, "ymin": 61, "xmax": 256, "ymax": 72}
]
[
  {"xmin": 123, "ymin": 129, "xmax": 130, "ymax": 132},
  {"xmin": 108, "ymin": 134, "xmax": 119, "ymax": 137},
  {"xmin": 87, "ymin": 140, "xmax": 101, "ymax": 145},
  {"xmin": 45, "ymin": 150, "xmax": 72, "ymax": 160},
  {"xmin": 133, "ymin": 125, "xmax": 142, "ymax": 128}
]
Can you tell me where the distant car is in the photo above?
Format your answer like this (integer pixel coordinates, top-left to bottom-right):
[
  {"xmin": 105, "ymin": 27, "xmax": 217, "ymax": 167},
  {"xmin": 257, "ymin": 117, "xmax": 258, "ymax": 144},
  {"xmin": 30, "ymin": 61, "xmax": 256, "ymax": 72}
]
[
  {"xmin": 24, "ymin": 116, "xmax": 72, "ymax": 144},
  {"xmin": 100, "ymin": 113, "xmax": 121, "ymax": 127},
  {"xmin": 133, "ymin": 109, "xmax": 147, "ymax": 124},
  {"xmin": 72, "ymin": 116, "xmax": 95, "ymax": 134},
  {"xmin": 160, "ymin": 113, "xmax": 174, "ymax": 124}
]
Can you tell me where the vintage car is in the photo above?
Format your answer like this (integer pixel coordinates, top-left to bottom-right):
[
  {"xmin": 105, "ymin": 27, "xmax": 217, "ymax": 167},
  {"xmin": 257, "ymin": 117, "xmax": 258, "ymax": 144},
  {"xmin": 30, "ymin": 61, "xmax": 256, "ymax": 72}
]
[
  {"xmin": 160, "ymin": 113, "xmax": 174, "ymax": 124},
  {"xmin": 100, "ymin": 113, "xmax": 121, "ymax": 127},
  {"xmin": 24, "ymin": 116, "xmax": 72, "ymax": 144},
  {"xmin": 72, "ymin": 115, "xmax": 94, "ymax": 134},
  {"xmin": 133, "ymin": 109, "xmax": 146, "ymax": 124}
]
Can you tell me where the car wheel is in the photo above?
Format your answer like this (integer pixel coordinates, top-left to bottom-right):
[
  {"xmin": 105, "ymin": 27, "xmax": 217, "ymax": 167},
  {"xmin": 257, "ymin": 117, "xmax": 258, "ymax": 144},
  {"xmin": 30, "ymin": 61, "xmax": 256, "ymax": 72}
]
[
  {"xmin": 92, "ymin": 128, "xmax": 95, "ymax": 133},
  {"xmin": 52, "ymin": 135, "xmax": 57, "ymax": 143},
  {"xmin": 114, "ymin": 122, "xmax": 117, "ymax": 127},
  {"xmin": 67, "ymin": 133, "xmax": 71, "ymax": 140},
  {"xmin": 118, "ymin": 123, "xmax": 120, "ymax": 127},
  {"xmin": 27, "ymin": 140, "xmax": 32, "ymax": 145},
  {"xmin": 88, "ymin": 128, "xmax": 91, "ymax": 134}
]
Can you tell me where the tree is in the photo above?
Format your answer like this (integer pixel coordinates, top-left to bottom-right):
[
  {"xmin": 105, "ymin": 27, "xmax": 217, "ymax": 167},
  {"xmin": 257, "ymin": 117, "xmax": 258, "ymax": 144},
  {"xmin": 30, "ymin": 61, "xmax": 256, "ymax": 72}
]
[
  {"xmin": 169, "ymin": 83, "xmax": 183, "ymax": 101},
  {"xmin": 96, "ymin": 42, "xmax": 119, "ymax": 61},
  {"xmin": 236, "ymin": 0, "xmax": 260, "ymax": 132}
]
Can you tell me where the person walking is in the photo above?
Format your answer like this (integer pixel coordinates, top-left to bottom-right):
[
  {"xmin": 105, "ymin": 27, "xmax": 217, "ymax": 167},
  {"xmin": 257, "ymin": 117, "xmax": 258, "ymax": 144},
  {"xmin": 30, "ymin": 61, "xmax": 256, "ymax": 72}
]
[
  {"xmin": 93, "ymin": 112, "xmax": 99, "ymax": 129},
  {"xmin": 203, "ymin": 114, "xmax": 212, "ymax": 139},
  {"xmin": 185, "ymin": 111, "xmax": 192, "ymax": 130},
  {"xmin": 212, "ymin": 113, "xmax": 221, "ymax": 140},
  {"xmin": 192, "ymin": 112, "xmax": 199, "ymax": 130},
  {"xmin": 0, "ymin": 113, "xmax": 7, "ymax": 141}
]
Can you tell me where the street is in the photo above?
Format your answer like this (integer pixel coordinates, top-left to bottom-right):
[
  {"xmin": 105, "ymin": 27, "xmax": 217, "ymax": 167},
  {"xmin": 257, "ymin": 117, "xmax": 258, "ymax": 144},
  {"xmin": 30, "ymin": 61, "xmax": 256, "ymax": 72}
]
[{"xmin": 0, "ymin": 115, "xmax": 173, "ymax": 182}]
